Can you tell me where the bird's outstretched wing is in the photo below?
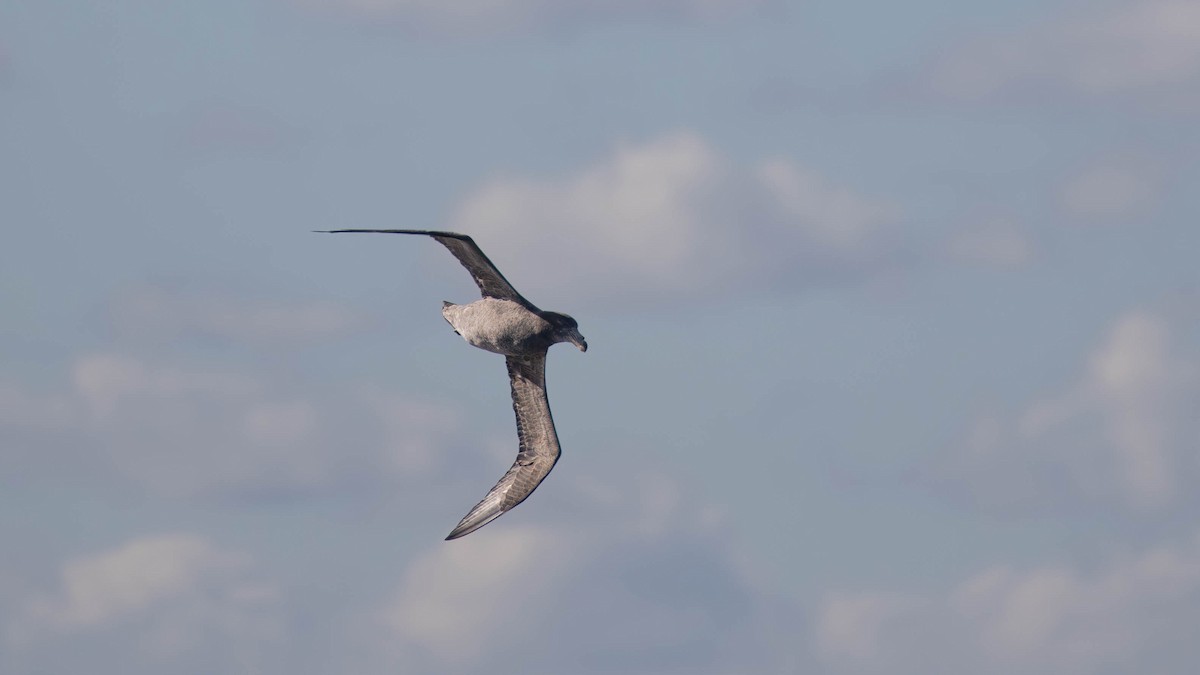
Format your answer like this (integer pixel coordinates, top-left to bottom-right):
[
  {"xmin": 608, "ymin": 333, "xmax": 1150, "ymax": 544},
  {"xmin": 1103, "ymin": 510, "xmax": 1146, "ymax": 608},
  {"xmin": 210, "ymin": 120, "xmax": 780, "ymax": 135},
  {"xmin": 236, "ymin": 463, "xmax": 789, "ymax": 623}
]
[
  {"xmin": 317, "ymin": 229, "xmax": 530, "ymax": 305},
  {"xmin": 445, "ymin": 351, "xmax": 560, "ymax": 540}
]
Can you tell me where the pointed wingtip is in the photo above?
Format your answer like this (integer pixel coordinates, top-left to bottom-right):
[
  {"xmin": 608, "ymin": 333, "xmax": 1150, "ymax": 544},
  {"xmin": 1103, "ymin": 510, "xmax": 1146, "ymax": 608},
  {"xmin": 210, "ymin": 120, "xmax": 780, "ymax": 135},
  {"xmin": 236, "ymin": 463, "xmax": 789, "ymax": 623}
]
[
  {"xmin": 445, "ymin": 520, "xmax": 474, "ymax": 540},
  {"xmin": 443, "ymin": 502, "xmax": 506, "ymax": 541},
  {"xmin": 444, "ymin": 524, "xmax": 474, "ymax": 541},
  {"xmin": 443, "ymin": 516, "xmax": 495, "ymax": 541}
]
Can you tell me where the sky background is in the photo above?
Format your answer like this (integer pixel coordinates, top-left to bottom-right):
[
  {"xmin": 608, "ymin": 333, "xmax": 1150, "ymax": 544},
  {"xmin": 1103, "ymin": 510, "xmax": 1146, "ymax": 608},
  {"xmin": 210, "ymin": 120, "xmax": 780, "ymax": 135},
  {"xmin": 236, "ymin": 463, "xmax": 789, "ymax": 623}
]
[{"xmin": 2, "ymin": 0, "xmax": 1200, "ymax": 673}]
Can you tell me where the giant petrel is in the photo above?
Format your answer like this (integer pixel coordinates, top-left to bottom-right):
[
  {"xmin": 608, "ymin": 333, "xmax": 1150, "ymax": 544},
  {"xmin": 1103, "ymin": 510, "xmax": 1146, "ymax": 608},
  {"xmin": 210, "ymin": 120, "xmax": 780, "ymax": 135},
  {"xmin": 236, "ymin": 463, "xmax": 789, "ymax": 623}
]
[{"xmin": 319, "ymin": 229, "xmax": 587, "ymax": 540}]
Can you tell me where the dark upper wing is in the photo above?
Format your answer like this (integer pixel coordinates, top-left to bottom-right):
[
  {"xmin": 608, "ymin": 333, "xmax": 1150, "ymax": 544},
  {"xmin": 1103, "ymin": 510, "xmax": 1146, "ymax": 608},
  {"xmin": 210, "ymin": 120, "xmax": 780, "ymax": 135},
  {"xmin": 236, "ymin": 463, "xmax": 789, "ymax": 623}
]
[
  {"xmin": 445, "ymin": 351, "xmax": 560, "ymax": 540},
  {"xmin": 318, "ymin": 229, "xmax": 530, "ymax": 305}
]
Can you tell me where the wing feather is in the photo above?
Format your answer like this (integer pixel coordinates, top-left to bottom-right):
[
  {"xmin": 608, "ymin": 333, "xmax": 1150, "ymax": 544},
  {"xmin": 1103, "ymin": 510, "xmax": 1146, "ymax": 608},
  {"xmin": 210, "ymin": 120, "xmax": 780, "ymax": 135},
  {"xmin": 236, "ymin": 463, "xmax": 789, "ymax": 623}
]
[
  {"xmin": 317, "ymin": 229, "xmax": 531, "ymax": 305},
  {"xmin": 444, "ymin": 351, "xmax": 560, "ymax": 540}
]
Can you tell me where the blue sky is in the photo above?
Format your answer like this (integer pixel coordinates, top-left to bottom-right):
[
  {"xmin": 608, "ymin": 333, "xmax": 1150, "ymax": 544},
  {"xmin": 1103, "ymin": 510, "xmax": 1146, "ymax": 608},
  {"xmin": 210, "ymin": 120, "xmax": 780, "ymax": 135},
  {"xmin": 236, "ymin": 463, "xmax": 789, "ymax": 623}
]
[{"xmin": 2, "ymin": 0, "xmax": 1200, "ymax": 673}]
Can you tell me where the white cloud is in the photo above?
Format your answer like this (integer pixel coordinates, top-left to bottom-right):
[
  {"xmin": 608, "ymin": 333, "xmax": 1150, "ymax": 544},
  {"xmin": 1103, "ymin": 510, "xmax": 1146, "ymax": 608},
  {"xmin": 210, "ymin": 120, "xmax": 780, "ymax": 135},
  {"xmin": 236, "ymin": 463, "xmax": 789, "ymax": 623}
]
[
  {"xmin": 21, "ymin": 535, "xmax": 249, "ymax": 632},
  {"xmin": 450, "ymin": 131, "xmax": 899, "ymax": 304},
  {"xmin": 817, "ymin": 592, "xmax": 927, "ymax": 666},
  {"xmin": 77, "ymin": 354, "xmax": 467, "ymax": 498},
  {"xmin": 295, "ymin": 0, "xmax": 767, "ymax": 37},
  {"xmin": 1, "ymin": 352, "xmax": 465, "ymax": 500},
  {"xmin": 946, "ymin": 220, "xmax": 1034, "ymax": 268},
  {"xmin": 930, "ymin": 1, "xmax": 1200, "ymax": 102},
  {"xmin": 372, "ymin": 471, "xmax": 796, "ymax": 674},
  {"xmin": 2, "ymin": 475, "xmax": 800, "ymax": 675},
  {"xmin": 8, "ymin": 534, "xmax": 281, "ymax": 669},
  {"xmin": 1060, "ymin": 160, "xmax": 1159, "ymax": 220},
  {"xmin": 757, "ymin": 159, "xmax": 886, "ymax": 250},
  {"xmin": 817, "ymin": 531, "xmax": 1200, "ymax": 674},
  {"xmin": 943, "ymin": 309, "xmax": 1200, "ymax": 512},
  {"xmin": 379, "ymin": 526, "xmax": 576, "ymax": 667}
]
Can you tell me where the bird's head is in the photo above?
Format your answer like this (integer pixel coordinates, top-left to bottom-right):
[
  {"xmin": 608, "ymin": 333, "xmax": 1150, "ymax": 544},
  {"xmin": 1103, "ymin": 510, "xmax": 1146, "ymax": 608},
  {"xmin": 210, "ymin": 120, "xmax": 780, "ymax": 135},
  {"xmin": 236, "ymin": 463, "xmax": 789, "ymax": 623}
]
[{"xmin": 544, "ymin": 312, "xmax": 587, "ymax": 352}]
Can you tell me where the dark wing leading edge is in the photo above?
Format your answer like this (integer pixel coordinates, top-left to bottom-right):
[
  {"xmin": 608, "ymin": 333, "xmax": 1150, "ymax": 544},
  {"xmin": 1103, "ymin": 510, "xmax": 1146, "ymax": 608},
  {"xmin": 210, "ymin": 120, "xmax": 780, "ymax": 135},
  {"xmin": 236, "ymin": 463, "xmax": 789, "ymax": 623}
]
[
  {"xmin": 318, "ymin": 229, "xmax": 531, "ymax": 305},
  {"xmin": 445, "ymin": 351, "xmax": 561, "ymax": 540}
]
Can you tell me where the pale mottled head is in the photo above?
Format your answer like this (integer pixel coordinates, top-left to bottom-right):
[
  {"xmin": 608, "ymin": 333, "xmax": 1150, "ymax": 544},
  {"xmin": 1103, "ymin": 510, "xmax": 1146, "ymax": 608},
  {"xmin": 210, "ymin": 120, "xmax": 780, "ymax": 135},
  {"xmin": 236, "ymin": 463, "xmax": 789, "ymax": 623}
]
[{"xmin": 543, "ymin": 311, "xmax": 587, "ymax": 352}]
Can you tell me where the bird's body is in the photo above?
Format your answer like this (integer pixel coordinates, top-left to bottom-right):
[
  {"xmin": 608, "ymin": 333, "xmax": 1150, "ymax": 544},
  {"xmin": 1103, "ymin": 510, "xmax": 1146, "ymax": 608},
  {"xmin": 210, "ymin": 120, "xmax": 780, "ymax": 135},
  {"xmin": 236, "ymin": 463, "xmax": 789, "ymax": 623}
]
[
  {"xmin": 318, "ymin": 229, "xmax": 586, "ymax": 540},
  {"xmin": 441, "ymin": 298, "xmax": 555, "ymax": 356}
]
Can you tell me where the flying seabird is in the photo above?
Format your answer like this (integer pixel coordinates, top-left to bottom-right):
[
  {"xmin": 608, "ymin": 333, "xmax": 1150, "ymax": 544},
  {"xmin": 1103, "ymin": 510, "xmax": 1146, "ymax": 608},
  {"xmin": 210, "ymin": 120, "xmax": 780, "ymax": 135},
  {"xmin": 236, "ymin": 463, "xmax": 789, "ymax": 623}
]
[{"xmin": 319, "ymin": 229, "xmax": 587, "ymax": 540}]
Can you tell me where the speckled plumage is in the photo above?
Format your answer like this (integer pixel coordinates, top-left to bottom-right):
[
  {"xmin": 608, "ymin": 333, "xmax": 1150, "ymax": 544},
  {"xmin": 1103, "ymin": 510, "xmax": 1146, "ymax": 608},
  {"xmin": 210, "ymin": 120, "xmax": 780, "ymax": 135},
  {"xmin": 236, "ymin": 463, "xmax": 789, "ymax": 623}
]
[{"xmin": 319, "ymin": 229, "xmax": 587, "ymax": 540}]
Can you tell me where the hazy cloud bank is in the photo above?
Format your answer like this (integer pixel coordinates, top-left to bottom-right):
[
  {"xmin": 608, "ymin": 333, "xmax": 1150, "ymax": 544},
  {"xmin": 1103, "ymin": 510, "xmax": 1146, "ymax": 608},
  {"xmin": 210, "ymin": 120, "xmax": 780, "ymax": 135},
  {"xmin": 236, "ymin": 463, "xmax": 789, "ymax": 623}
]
[
  {"xmin": 5, "ymin": 534, "xmax": 281, "ymax": 675},
  {"xmin": 1, "ymin": 350, "xmax": 468, "ymax": 501},
  {"xmin": 929, "ymin": 0, "xmax": 1200, "ymax": 105},
  {"xmin": 940, "ymin": 308, "xmax": 1200, "ymax": 512},
  {"xmin": 448, "ymin": 131, "xmax": 903, "ymax": 305},
  {"xmin": 817, "ymin": 529, "xmax": 1200, "ymax": 675}
]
